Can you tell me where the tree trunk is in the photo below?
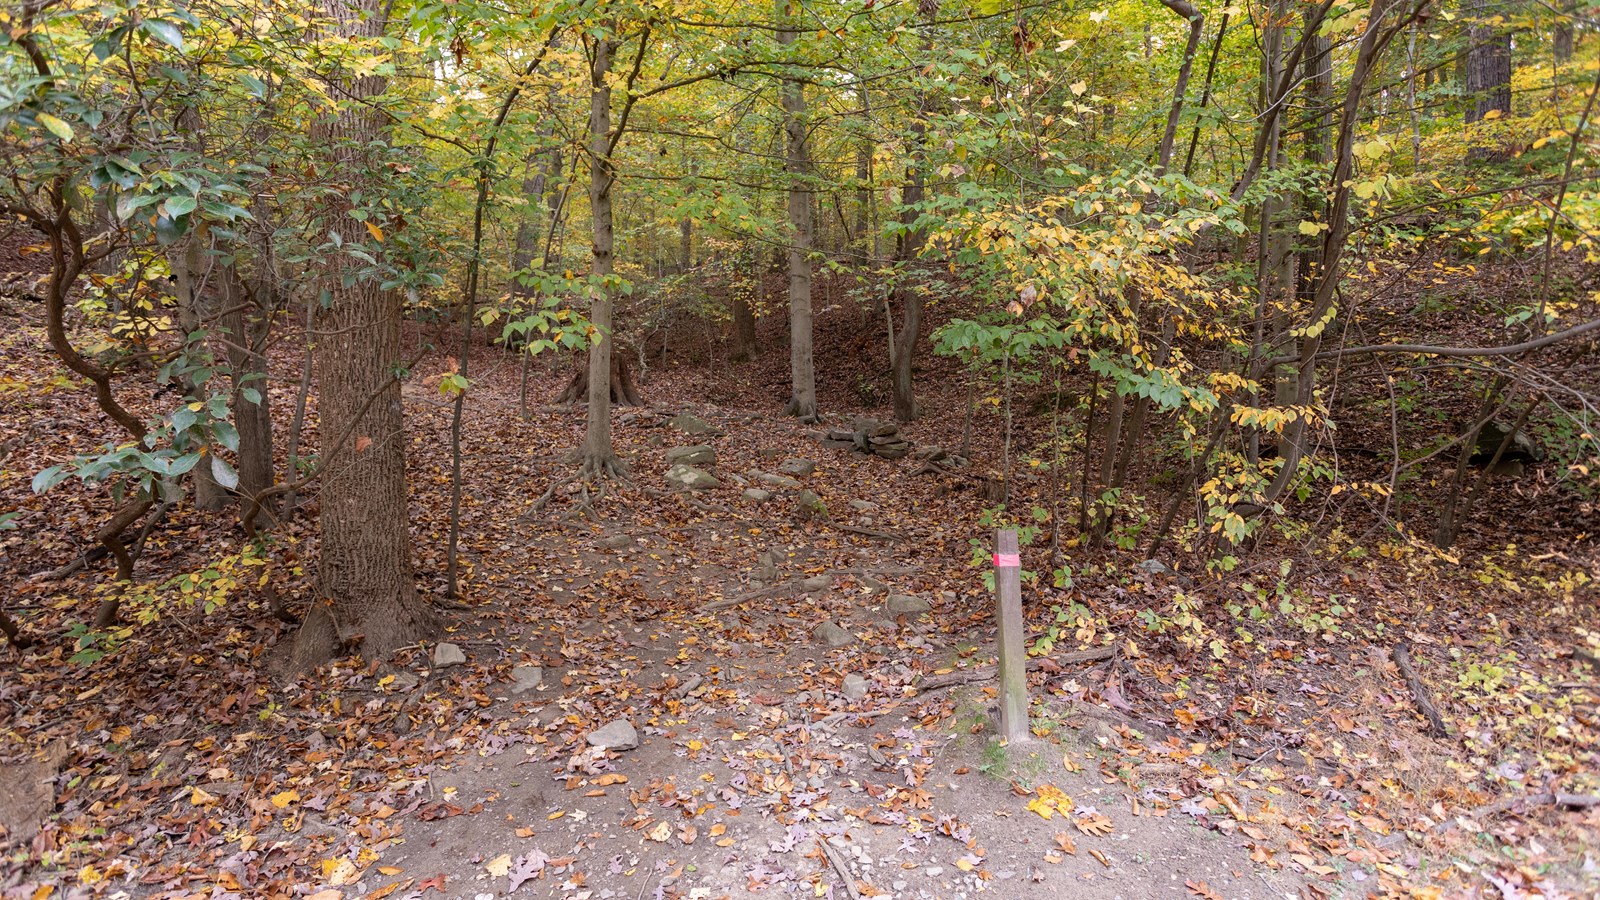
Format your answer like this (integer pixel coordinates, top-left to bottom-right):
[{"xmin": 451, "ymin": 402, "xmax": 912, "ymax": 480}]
[
  {"xmin": 854, "ymin": 88, "xmax": 873, "ymax": 251},
  {"xmin": 1465, "ymin": 0, "xmax": 1511, "ymax": 125},
  {"xmin": 779, "ymin": 4, "xmax": 817, "ymax": 422},
  {"xmin": 678, "ymin": 162, "xmax": 695, "ymax": 272},
  {"xmin": 290, "ymin": 0, "xmax": 436, "ymax": 669},
  {"xmin": 220, "ymin": 270, "xmax": 275, "ymax": 505},
  {"xmin": 1155, "ymin": 0, "xmax": 1205, "ymax": 176},
  {"xmin": 168, "ymin": 230, "xmax": 231, "ymax": 511},
  {"xmin": 891, "ymin": 7, "xmax": 935, "ymax": 423},
  {"xmin": 556, "ymin": 347, "xmax": 641, "ymax": 406},
  {"xmin": 1259, "ymin": 0, "xmax": 1397, "ymax": 509},
  {"xmin": 732, "ymin": 290, "xmax": 757, "ymax": 360},
  {"xmin": 577, "ymin": 32, "xmax": 625, "ymax": 476},
  {"xmin": 1555, "ymin": 1, "xmax": 1574, "ymax": 62}
]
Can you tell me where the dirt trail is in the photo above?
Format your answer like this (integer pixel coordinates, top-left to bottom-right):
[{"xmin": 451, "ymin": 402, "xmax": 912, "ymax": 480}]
[{"xmin": 328, "ymin": 386, "xmax": 1316, "ymax": 899}]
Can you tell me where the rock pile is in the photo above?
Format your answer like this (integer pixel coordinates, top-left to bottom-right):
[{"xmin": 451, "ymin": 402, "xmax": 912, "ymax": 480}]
[{"xmin": 819, "ymin": 417, "xmax": 912, "ymax": 460}]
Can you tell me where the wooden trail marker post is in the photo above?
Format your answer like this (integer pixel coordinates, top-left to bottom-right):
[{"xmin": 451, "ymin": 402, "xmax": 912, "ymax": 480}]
[{"xmin": 994, "ymin": 529, "xmax": 1030, "ymax": 743}]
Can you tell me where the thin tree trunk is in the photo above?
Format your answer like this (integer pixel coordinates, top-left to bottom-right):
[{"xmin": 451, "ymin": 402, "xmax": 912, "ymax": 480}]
[
  {"xmin": 1155, "ymin": 0, "xmax": 1205, "ymax": 176},
  {"xmin": 220, "ymin": 271, "xmax": 275, "ymax": 506},
  {"xmin": 577, "ymin": 31, "xmax": 625, "ymax": 475},
  {"xmin": 1183, "ymin": 10, "xmax": 1231, "ymax": 177},
  {"xmin": 290, "ymin": 0, "xmax": 437, "ymax": 669},
  {"xmin": 1260, "ymin": 0, "xmax": 1402, "ymax": 509},
  {"xmin": 779, "ymin": 2, "xmax": 817, "ymax": 422}
]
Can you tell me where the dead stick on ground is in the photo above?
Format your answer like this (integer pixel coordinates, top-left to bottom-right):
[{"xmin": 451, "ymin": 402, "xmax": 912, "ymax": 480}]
[
  {"xmin": 817, "ymin": 839, "xmax": 863, "ymax": 900},
  {"xmin": 1392, "ymin": 643, "xmax": 1451, "ymax": 736},
  {"xmin": 700, "ymin": 580, "xmax": 804, "ymax": 612},
  {"xmin": 912, "ymin": 647, "xmax": 1117, "ymax": 694}
]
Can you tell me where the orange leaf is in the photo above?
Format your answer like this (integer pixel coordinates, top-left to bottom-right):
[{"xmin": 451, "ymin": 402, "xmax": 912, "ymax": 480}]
[{"xmin": 1185, "ymin": 879, "xmax": 1225, "ymax": 900}]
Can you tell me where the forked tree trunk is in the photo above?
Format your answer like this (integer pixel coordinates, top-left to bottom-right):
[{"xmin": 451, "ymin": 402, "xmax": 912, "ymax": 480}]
[
  {"xmin": 290, "ymin": 0, "xmax": 436, "ymax": 669},
  {"xmin": 576, "ymin": 32, "xmax": 625, "ymax": 477},
  {"xmin": 779, "ymin": 1, "xmax": 817, "ymax": 422}
]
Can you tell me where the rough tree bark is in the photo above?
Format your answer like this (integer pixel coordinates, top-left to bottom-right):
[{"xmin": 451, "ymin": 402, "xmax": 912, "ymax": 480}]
[
  {"xmin": 1465, "ymin": 0, "xmax": 1511, "ymax": 125},
  {"xmin": 779, "ymin": 1, "xmax": 817, "ymax": 422},
  {"xmin": 289, "ymin": 0, "xmax": 437, "ymax": 669}
]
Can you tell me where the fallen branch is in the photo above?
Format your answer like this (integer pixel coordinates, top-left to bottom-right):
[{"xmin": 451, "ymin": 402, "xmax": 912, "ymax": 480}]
[
  {"xmin": 700, "ymin": 579, "xmax": 805, "ymax": 612},
  {"xmin": 1392, "ymin": 643, "xmax": 1451, "ymax": 736},
  {"xmin": 817, "ymin": 839, "xmax": 863, "ymax": 900},
  {"xmin": 912, "ymin": 647, "xmax": 1117, "ymax": 694}
]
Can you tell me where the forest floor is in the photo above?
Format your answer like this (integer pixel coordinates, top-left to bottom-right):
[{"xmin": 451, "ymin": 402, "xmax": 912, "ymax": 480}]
[{"xmin": 1, "ymin": 287, "xmax": 1598, "ymax": 900}]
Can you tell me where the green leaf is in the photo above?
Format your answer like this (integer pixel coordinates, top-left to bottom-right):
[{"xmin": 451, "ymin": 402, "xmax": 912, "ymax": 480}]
[
  {"xmin": 36, "ymin": 113, "xmax": 74, "ymax": 142},
  {"xmin": 32, "ymin": 465, "xmax": 69, "ymax": 493},
  {"xmin": 142, "ymin": 19, "xmax": 185, "ymax": 51},
  {"xmin": 171, "ymin": 406, "xmax": 198, "ymax": 434},
  {"xmin": 240, "ymin": 73, "xmax": 267, "ymax": 98},
  {"xmin": 210, "ymin": 456, "xmax": 239, "ymax": 491},
  {"xmin": 162, "ymin": 195, "xmax": 197, "ymax": 218}
]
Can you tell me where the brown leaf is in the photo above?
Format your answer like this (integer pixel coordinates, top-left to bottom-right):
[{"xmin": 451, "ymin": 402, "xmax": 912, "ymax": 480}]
[{"xmin": 1186, "ymin": 879, "xmax": 1226, "ymax": 900}]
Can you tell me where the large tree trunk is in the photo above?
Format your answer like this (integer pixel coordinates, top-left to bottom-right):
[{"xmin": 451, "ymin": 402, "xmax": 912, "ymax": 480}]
[
  {"xmin": 576, "ymin": 32, "xmax": 625, "ymax": 477},
  {"xmin": 1465, "ymin": 0, "xmax": 1511, "ymax": 125},
  {"xmin": 290, "ymin": 0, "xmax": 436, "ymax": 669},
  {"xmin": 779, "ymin": 2, "xmax": 817, "ymax": 422}
]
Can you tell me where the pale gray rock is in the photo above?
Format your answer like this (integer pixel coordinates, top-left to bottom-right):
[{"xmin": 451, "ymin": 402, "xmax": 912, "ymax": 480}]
[{"xmin": 587, "ymin": 719, "xmax": 639, "ymax": 751}]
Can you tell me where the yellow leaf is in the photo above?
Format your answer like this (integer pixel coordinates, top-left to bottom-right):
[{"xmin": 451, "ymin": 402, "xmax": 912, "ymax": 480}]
[
  {"xmin": 1070, "ymin": 80, "xmax": 1087, "ymax": 96},
  {"xmin": 647, "ymin": 821, "xmax": 673, "ymax": 842},
  {"xmin": 1026, "ymin": 784, "xmax": 1074, "ymax": 820},
  {"xmin": 485, "ymin": 854, "xmax": 513, "ymax": 877},
  {"xmin": 377, "ymin": 866, "xmax": 403, "ymax": 875},
  {"xmin": 271, "ymin": 790, "xmax": 299, "ymax": 809},
  {"xmin": 365, "ymin": 221, "xmax": 384, "ymax": 243},
  {"xmin": 190, "ymin": 786, "xmax": 219, "ymax": 806}
]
